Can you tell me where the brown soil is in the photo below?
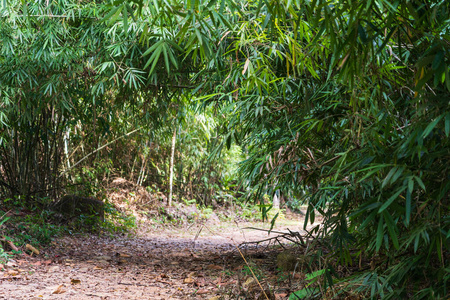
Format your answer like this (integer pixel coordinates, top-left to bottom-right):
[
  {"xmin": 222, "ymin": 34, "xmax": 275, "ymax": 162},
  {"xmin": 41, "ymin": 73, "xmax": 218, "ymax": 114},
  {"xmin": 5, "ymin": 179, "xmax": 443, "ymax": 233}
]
[
  {"xmin": 1, "ymin": 178, "xmax": 319, "ymax": 299},
  {"xmin": 0, "ymin": 214, "xmax": 316, "ymax": 300}
]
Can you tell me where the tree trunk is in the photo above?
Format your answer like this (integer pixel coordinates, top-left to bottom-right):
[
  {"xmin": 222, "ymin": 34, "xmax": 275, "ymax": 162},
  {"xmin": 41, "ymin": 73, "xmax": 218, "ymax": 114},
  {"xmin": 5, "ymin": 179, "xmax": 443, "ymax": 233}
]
[
  {"xmin": 168, "ymin": 127, "xmax": 177, "ymax": 206},
  {"xmin": 273, "ymin": 190, "xmax": 280, "ymax": 210}
]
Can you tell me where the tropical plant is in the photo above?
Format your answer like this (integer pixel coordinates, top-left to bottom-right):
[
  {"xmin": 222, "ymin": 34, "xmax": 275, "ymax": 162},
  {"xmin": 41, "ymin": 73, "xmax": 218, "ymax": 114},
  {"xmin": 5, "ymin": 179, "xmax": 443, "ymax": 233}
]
[
  {"xmin": 1, "ymin": 0, "xmax": 448, "ymax": 298},
  {"xmin": 111, "ymin": 0, "xmax": 449, "ymax": 297}
]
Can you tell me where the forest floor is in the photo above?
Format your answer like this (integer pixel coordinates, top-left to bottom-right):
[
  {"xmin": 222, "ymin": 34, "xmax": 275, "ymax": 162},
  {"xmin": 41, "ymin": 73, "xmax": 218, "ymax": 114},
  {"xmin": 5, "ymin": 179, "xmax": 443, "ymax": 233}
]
[{"xmin": 0, "ymin": 208, "xmax": 316, "ymax": 300}]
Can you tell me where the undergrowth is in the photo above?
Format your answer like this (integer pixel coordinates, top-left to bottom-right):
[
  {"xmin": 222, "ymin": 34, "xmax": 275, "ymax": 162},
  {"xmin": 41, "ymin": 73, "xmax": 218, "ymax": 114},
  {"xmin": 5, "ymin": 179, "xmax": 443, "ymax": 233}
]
[{"xmin": 0, "ymin": 196, "xmax": 136, "ymax": 263}]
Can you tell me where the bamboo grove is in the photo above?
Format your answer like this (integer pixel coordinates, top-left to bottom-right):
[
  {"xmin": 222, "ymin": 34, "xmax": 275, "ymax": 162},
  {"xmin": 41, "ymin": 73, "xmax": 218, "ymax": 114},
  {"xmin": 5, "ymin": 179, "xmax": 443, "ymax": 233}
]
[{"xmin": 0, "ymin": 0, "xmax": 449, "ymax": 298}]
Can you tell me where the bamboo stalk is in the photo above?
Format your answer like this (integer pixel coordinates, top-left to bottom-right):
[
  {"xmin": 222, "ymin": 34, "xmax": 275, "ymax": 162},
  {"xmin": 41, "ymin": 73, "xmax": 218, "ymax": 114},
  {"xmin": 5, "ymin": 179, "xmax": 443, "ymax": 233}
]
[{"xmin": 168, "ymin": 127, "xmax": 177, "ymax": 206}]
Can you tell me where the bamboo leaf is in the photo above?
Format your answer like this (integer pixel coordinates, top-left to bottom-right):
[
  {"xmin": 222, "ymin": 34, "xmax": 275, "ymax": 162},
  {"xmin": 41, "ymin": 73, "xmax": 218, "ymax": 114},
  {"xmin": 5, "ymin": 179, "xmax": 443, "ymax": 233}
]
[
  {"xmin": 379, "ymin": 187, "xmax": 407, "ymax": 213},
  {"xmin": 382, "ymin": 166, "xmax": 398, "ymax": 189},
  {"xmin": 422, "ymin": 115, "xmax": 443, "ymax": 138},
  {"xmin": 383, "ymin": 211, "xmax": 399, "ymax": 250},
  {"xmin": 162, "ymin": 44, "xmax": 170, "ymax": 74},
  {"xmin": 123, "ymin": 3, "xmax": 128, "ymax": 34},
  {"xmin": 414, "ymin": 176, "xmax": 426, "ymax": 191},
  {"xmin": 101, "ymin": 6, "xmax": 120, "ymax": 23},
  {"xmin": 376, "ymin": 215, "xmax": 384, "ymax": 251},
  {"xmin": 445, "ymin": 113, "xmax": 450, "ymax": 137}
]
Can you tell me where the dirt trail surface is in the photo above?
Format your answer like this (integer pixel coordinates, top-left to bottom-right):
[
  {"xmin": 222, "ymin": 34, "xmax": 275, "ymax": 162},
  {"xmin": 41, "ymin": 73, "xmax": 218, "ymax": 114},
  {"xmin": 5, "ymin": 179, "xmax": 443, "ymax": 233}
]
[{"xmin": 0, "ymin": 216, "xmax": 314, "ymax": 299}]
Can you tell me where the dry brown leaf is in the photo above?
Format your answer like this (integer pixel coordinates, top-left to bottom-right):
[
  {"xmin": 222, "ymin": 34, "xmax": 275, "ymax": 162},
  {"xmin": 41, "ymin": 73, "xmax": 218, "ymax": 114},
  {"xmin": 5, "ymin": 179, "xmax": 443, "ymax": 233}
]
[
  {"xmin": 52, "ymin": 284, "xmax": 66, "ymax": 294},
  {"xmin": 6, "ymin": 261, "xmax": 18, "ymax": 267},
  {"xmin": 5, "ymin": 239, "xmax": 19, "ymax": 252},
  {"xmin": 7, "ymin": 270, "xmax": 20, "ymax": 276},
  {"xmin": 243, "ymin": 277, "xmax": 256, "ymax": 289},
  {"xmin": 197, "ymin": 289, "xmax": 209, "ymax": 294},
  {"xmin": 70, "ymin": 278, "xmax": 81, "ymax": 285},
  {"xmin": 17, "ymin": 260, "xmax": 27, "ymax": 265},
  {"xmin": 93, "ymin": 266, "xmax": 102, "ymax": 270},
  {"xmin": 206, "ymin": 264, "xmax": 223, "ymax": 270},
  {"xmin": 26, "ymin": 244, "xmax": 40, "ymax": 255},
  {"xmin": 119, "ymin": 253, "xmax": 131, "ymax": 258},
  {"xmin": 184, "ymin": 277, "xmax": 195, "ymax": 284}
]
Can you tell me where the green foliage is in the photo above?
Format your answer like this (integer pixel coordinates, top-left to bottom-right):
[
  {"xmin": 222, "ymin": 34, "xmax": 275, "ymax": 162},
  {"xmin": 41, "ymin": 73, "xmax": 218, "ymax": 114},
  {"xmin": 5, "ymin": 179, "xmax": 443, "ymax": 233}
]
[
  {"xmin": 102, "ymin": 202, "xmax": 137, "ymax": 235},
  {"xmin": 118, "ymin": 0, "xmax": 447, "ymax": 298},
  {"xmin": 2, "ymin": 211, "xmax": 64, "ymax": 247},
  {"xmin": 0, "ymin": 212, "xmax": 12, "ymax": 264},
  {"xmin": 0, "ymin": 246, "xmax": 11, "ymax": 265},
  {"xmin": 241, "ymin": 262, "xmax": 265, "ymax": 282},
  {"xmin": 235, "ymin": 202, "xmax": 260, "ymax": 221},
  {"xmin": 1, "ymin": 0, "xmax": 448, "ymax": 297}
]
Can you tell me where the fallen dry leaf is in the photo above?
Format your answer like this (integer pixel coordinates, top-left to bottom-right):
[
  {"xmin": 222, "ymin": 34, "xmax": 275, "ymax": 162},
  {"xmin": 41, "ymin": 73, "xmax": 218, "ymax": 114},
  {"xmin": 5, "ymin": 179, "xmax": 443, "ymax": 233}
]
[
  {"xmin": 275, "ymin": 293, "xmax": 288, "ymax": 298},
  {"xmin": 7, "ymin": 270, "xmax": 20, "ymax": 276},
  {"xmin": 197, "ymin": 289, "xmax": 209, "ymax": 294},
  {"xmin": 207, "ymin": 264, "xmax": 223, "ymax": 270},
  {"xmin": 52, "ymin": 284, "xmax": 66, "ymax": 294},
  {"xmin": 187, "ymin": 271, "xmax": 197, "ymax": 277},
  {"xmin": 26, "ymin": 244, "xmax": 40, "ymax": 255},
  {"xmin": 184, "ymin": 277, "xmax": 195, "ymax": 284},
  {"xmin": 243, "ymin": 277, "xmax": 256, "ymax": 289},
  {"xmin": 6, "ymin": 261, "xmax": 18, "ymax": 267},
  {"xmin": 93, "ymin": 266, "xmax": 102, "ymax": 270}
]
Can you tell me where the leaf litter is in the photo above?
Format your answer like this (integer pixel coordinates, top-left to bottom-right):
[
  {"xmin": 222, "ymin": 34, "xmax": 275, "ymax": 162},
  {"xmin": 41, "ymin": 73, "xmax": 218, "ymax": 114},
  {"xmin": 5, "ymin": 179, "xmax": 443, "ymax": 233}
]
[{"xmin": 0, "ymin": 212, "xmax": 314, "ymax": 299}]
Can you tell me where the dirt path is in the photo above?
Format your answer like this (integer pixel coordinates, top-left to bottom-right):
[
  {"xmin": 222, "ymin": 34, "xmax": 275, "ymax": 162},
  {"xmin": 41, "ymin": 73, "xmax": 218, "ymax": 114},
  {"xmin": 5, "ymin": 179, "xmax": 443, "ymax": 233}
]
[{"xmin": 1, "ymin": 217, "xmax": 313, "ymax": 299}]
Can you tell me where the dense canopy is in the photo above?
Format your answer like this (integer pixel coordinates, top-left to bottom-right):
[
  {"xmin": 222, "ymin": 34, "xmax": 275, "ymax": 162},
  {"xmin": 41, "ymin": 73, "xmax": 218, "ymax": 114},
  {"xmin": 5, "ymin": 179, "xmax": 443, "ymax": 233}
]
[{"xmin": 0, "ymin": 0, "xmax": 449, "ymax": 298}]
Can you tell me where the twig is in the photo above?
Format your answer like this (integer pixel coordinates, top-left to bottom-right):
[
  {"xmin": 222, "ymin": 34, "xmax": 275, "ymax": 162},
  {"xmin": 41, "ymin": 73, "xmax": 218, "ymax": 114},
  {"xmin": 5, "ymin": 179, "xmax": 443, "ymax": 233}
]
[
  {"xmin": 241, "ymin": 227, "xmax": 287, "ymax": 235},
  {"xmin": 117, "ymin": 282, "xmax": 148, "ymax": 287},
  {"xmin": 234, "ymin": 244, "xmax": 270, "ymax": 300}
]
